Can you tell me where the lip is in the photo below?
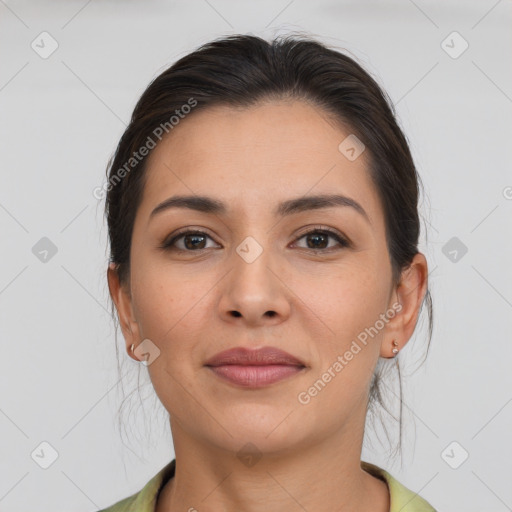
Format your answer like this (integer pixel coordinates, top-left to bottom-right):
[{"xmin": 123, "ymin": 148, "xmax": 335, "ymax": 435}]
[{"xmin": 204, "ymin": 346, "xmax": 306, "ymax": 388}]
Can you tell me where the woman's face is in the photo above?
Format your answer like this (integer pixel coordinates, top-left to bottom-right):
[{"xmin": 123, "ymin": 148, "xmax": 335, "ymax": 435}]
[{"xmin": 113, "ymin": 99, "xmax": 410, "ymax": 456}]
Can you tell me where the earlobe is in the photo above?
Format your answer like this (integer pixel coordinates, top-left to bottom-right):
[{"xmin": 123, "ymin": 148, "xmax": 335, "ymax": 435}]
[
  {"xmin": 380, "ymin": 253, "xmax": 428, "ymax": 358},
  {"xmin": 107, "ymin": 263, "xmax": 140, "ymax": 360},
  {"xmin": 380, "ymin": 338, "xmax": 401, "ymax": 359}
]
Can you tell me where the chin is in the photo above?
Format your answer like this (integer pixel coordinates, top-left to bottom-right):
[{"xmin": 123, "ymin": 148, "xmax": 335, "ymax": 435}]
[
  {"xmin": 212, "ymin": 410, "xmax": 310, "ymax": 454},
  {"xmin": 213, "ymin": 428, "xmax": 306, "ymax": 460}
]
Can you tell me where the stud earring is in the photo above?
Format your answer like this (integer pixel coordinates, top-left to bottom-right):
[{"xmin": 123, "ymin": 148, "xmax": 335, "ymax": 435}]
[{"xmin": 392, "ymin": 340, "xmax": 399, "ymax": 356}]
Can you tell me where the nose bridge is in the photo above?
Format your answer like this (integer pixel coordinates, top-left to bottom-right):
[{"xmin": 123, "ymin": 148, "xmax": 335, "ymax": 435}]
[
  {"xmin": 232, "ymin": 233, "xmax": 274, "ymax": 295},
  {"xmin": 218, "ymin": 231, "xmax": 290, "ymax": 324}
]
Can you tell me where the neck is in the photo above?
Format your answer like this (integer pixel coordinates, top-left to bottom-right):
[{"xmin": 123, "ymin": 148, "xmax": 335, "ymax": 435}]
[{"xmin": 155, "ymin": 419, "xmax": 390, "ymax": 512}]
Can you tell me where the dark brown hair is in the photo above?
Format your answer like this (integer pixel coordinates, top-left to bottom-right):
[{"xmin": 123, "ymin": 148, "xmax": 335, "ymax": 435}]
[{"xmin": 103, "ymin": 32, "xmax": 433, "ymax": 462}]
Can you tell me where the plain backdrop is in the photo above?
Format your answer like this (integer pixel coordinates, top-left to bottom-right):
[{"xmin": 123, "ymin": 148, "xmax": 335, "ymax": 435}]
[{"xmin": 1, "ymin": 1, "xmax": 511, "ymax": 511}]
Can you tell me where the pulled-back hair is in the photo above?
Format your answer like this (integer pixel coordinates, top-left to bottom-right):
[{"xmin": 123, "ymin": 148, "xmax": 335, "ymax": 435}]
[{"xmin": 103, "ymin": 33, "xmax": 433, "ymax": 461}]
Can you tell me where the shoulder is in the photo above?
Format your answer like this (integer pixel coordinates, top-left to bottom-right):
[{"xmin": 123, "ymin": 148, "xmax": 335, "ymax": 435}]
[
  {"xmin": 361, "ymin": 460, "xmax": 437, "ymax": 512},
  {"xmin": 97, "ymin": 460, "xmax": 176, "ymax": 512}
]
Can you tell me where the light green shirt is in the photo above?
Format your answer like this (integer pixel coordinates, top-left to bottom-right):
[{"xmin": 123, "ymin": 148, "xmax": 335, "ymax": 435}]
[{"xmin": 98, "ymin": 459, "xmax": 437, "ymax": 511}]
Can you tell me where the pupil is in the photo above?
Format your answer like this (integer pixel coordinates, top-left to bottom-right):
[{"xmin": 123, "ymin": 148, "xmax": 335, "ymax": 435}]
[
  {"xmin": 308, "ymin": 233, "xmax": 327, "ymax": 249},
  {"xmin": 185, "ymin": 234, "xmax": 205, "ymax": 250}
]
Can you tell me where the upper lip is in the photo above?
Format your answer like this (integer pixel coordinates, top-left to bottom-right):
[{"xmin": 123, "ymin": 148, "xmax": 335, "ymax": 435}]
[{"xmin": 204, "ymin": 346, "xmax": 305, "ymax": 367}]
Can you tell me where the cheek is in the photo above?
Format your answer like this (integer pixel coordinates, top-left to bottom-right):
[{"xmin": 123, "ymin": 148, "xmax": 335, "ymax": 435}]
[
  {"xmin": 288, "ymin": 260, "xmax": 390, "ymax": 406},
  {"xmin": 292, "ymin": 260, "xmax": 389, "ymax": 338},
  {"xmin": 130, "ymin": 258, "xmax": 219, "ymax": 361},
  {"xmin": 129, "ymin": 262, "xmax": 174, "ymax": 340},
  {"xmin": 292, "ymin": 270, "xmax": 389, "ymax": 412},
  {"xmin": 129, "ymin": 265, "xmax": 213, "ymax": 406}
]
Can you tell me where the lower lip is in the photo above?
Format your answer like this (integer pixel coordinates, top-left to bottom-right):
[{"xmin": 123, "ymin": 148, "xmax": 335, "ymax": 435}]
[{"xmin": 207, "ymin": 364, "xmax": 305, "ymax": 388}]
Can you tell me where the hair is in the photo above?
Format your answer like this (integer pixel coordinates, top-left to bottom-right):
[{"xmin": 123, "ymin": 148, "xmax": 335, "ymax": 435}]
[{"xmin": 103, "ymin": 32, "xmax": 433, "ymax": 464}]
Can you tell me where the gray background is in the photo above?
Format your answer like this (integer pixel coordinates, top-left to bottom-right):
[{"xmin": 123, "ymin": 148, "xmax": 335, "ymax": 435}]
[{"xmin": 1, "ymin": 0, "xmax": 511, "ymax": 510}]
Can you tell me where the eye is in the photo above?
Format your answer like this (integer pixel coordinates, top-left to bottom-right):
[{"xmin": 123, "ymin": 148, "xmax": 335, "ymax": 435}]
[
  {"xmin": 160, "ymin": 226, "xmax": 351, "ymax": 253},
  {"xmin": 160, "ymin": 230, "xmax": 219, "ymax": 252},
  {"xmin": 292, "ymin": 226, "xmax": 350, "ymax": 252}
]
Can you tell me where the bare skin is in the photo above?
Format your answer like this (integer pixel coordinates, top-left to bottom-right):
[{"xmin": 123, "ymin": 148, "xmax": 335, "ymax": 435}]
[{"xmin": 108, "ymin": 98, "xmax": 428, "ymax": 512}]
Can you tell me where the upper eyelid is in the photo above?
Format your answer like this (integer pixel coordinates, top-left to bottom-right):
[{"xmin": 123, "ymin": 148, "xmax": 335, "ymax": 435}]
[{"xmin": 168, "ymin": 224, "xmax": 345, "ymax": 238}]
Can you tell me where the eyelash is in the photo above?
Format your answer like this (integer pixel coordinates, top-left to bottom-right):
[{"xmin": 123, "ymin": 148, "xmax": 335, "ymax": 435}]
[{"xmin": 159, "ymin": 226, "xmax": 351, "ymax": 253}]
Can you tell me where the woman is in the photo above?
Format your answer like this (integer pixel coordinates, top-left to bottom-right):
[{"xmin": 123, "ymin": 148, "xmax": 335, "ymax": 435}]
[{"xmin": 100, "ymin": 33, "xmax": 436, "ymax": 511}]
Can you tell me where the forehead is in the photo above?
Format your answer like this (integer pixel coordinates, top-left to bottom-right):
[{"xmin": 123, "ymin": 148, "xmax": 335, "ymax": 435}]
[{"xmin": 139, "ymin": 100, "xmax": 381, "ymax": 225}]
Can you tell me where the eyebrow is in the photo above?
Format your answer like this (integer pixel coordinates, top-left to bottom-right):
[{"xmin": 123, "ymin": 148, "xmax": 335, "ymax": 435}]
[{"xmin": 149, "ymin": 194, "xmax": 371, "ymax": 224}]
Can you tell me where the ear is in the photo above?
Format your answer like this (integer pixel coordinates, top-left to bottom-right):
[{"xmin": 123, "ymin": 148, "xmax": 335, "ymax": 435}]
[
  {"xmin": 107, "ymin": 263, "xmax": 141, "ymax": 362},
  {"xmin": 380, "ymin": 252, "xmax": 429, "ymax": 358}
]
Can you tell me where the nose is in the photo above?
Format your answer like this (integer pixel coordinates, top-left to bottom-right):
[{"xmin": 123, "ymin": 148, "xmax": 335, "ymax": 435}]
[{"xmin": 217, "ymin": 245, "xmax": 291, "ymax": 327}]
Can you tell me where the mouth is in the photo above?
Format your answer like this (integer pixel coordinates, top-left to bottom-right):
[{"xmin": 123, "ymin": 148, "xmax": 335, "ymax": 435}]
[{"xmin": 204, "ymin": 346, "xmax": 307, "ymax": 388}]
